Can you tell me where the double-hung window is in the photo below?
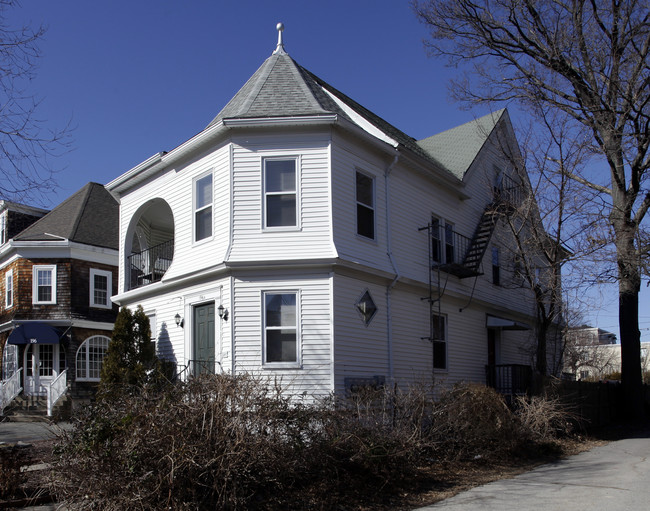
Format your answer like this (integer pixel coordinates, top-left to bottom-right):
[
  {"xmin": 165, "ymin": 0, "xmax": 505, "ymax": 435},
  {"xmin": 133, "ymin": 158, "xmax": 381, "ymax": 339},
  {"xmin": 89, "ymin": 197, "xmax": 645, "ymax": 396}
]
[
  {"xmin": 492, "ymin": 247, "xmax": 501, "ymax": 286},
  {"xmin": 194, "ymin": 172, "xmax": 213, "ymax": 242},
  {"xmin": 356, "ymin": 171, "xmax": 375, "ymax": 239},
  {"xmin": 263, "ymin": 291, "xmax": 298, "ymax": 365},
  {"xmin": 5, "ymin": 270, "xmax": 13, "ymax": 308},
  {"xmin": 264, "ymin": 158, "xmax": 297, "ymax": 228},
  {"xmin": 90, "ymin": 268, "xmax": 112, "ymax": 308},
  {"xmin": 33, "ymin": 265, "xmax": 56, "ymax": 304},
  {"xmin": 431, "ymin": 216, "xmax": 454, "ymax": 264},
  {"xmin": 432, "ymin": 313, "xmax": 447, "ymax": 370}
]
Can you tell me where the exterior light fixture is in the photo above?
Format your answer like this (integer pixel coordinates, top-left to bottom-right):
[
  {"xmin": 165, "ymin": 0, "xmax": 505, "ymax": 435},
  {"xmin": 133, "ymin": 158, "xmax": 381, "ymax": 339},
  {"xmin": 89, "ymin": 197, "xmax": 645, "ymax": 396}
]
[
  {"xmin": 175, "ymin": 313, "xmax": 184, "ymax": 328},
  {"xmin": 218, "ymin": 304, "xmax": 228, "ymax": 321}
]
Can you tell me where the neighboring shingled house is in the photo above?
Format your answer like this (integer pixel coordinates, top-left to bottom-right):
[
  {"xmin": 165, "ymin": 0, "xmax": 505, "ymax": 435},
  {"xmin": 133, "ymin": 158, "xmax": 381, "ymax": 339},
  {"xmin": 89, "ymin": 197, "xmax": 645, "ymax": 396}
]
[
  {"xmin": 0, "ymin": 183, "xmax": 119, "ymax": 416},
  {"xmin": 106, "ymin": 26, "xmax": 556, "ymax": 398}
]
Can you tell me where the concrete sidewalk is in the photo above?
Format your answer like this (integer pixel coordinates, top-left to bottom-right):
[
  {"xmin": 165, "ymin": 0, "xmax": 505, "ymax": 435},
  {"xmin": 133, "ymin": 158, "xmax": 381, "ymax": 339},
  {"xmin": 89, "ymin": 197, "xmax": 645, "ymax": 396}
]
[
  {"xmin": 417, "ymin": 432, "xmax": 650, "ymax": 511},
  {"xmin": 0, "ymin": 420, "xmax": 71, "ymax": 444}
]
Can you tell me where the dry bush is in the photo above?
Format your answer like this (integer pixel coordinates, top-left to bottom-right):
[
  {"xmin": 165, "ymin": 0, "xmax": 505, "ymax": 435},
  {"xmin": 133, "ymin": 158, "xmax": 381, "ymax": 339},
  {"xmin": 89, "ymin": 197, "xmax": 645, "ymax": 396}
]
[
  {"xmin": 514, "ymin": 395, "xmax": 575, "ymax": 441},
  {"xmin": 0, "ymin": 445, "xmax": 30, "ymax": 498},
  {"xmin": 427, "ymin": 384, "xmax": 520, "ymax": 460},
  {"xmin": 53, "ymin": 375, "xmax": 423, "ymax": 510},
  {"xmin": 53, "ymin": 377, "xmax": 577, "ymax": 509}
]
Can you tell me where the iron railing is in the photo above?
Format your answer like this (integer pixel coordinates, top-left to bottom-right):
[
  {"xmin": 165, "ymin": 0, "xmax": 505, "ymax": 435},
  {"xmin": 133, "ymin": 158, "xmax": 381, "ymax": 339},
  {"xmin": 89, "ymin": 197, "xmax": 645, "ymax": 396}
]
[
  {"xmin": 494, "ymin": 174, "xmax": 524, "ymax": 207},
  {"xmin": 128, "ymin": 240, "xmax": 174, "ymax": 290},
  {"xmin": 485, "ymin": 364, "xmax": 532, "ymax": 398}
]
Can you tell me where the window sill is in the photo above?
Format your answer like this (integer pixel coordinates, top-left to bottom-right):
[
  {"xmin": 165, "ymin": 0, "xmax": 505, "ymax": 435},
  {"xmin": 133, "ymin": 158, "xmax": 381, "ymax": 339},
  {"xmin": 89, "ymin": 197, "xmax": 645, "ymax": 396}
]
[{"xmin": 262, "ymin": 363, "xmax": 302, "ymax": 370}]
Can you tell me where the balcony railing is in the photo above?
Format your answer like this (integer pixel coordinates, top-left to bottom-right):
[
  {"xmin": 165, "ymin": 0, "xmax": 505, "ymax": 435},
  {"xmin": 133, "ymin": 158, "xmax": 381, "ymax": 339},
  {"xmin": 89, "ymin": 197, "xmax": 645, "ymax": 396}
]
[
  {"xmin": 128, "ymin": 240, "xmax": 174, "ymax": 290},
  {"xmin": 485, "ymin": 364, "xmax": 532, "ymax": 399},
  {"xmin": 431, "ymin": 227, "xmax": 479, "ymax": 278},
  {"xmin": 494, "ymin": 174, "xmax": 524, "ymax": 207}
]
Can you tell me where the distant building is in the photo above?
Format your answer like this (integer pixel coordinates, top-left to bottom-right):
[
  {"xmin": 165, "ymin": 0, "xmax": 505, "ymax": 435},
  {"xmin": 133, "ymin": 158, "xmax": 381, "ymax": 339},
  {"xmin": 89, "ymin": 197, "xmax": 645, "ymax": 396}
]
[{"xmin": 563, "ymin": 326, "xmax": 649, "ymax": 380}]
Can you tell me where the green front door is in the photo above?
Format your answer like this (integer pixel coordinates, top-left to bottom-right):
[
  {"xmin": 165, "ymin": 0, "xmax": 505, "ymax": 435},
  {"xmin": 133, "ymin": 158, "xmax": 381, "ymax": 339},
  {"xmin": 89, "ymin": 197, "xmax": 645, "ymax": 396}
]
[{"xmin": 193, "ymin": 303, "xmax": 215, "ymax": 375}]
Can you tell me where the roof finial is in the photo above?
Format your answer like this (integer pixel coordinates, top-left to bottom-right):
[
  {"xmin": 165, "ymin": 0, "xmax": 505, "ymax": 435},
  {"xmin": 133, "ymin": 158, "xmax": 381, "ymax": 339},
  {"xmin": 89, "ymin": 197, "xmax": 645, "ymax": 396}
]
[{"xmin": 273, "ymin": 22, "xmax": 286, "ymax": 55}]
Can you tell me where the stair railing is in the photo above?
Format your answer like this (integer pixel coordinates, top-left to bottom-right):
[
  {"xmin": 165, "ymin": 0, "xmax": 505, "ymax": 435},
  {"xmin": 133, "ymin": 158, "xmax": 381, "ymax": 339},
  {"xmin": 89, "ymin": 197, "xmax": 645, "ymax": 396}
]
[
  {"xmin": 0, "ymin": 368, "xmax": 23, "ymax": 416},
  {"xmin": 47, "ymin": 369, "xmax": 67, "ymax": 417}
]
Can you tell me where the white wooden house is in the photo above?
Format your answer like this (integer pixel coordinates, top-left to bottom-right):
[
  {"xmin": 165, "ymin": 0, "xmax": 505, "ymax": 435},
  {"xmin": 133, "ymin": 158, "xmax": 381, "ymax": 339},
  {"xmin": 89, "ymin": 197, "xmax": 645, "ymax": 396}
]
[{"xmin": 107, "ymin": 26, "xmax": 552, "ymax": 398}]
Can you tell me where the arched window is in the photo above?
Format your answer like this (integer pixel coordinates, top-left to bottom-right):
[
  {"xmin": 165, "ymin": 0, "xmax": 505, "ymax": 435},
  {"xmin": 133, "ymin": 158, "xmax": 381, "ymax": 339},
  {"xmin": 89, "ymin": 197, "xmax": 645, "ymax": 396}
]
[{"xmin": 76, "ymin": 336, "xmax": 110, "ymax": 382}]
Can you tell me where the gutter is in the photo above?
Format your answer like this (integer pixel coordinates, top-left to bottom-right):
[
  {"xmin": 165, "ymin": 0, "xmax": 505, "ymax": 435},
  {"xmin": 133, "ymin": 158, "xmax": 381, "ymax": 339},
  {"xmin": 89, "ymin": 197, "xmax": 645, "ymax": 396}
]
[{"xmin": 385, "ymin": 150, "xmax": 401, "ymax": 385}]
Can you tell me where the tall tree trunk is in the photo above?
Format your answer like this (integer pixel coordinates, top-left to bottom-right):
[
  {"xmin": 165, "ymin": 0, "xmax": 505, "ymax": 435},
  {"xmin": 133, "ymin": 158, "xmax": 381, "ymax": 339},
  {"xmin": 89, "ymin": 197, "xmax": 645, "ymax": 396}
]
[{"xmin": 617, "ymin": 230, "xmax": 644, "ymax": 419}]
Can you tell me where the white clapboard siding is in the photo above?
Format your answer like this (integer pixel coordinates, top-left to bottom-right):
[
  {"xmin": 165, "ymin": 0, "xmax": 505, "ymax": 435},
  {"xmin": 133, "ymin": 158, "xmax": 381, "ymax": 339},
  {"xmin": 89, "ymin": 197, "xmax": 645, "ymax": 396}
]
[
  {"xmin": 117, "ymin": 143, "xmax": 231, "ymax": 292},
  {"xmin": 127, "ymin": 277, "xmax": 232, "ymax": 374},
  {"xmin": 227, "ymin": 132, "xmax": 336, "ymax": 264},
  {"xmin": 232, "ymin": 271, "xmax": 333, "ymax": 398},
  {"xmin": 331, "ymin": 274, "xmax": 390, "ymax": 393},
  {"xmin": 330, "ymin": 132, "xmax": 393, "ymax": 273}
]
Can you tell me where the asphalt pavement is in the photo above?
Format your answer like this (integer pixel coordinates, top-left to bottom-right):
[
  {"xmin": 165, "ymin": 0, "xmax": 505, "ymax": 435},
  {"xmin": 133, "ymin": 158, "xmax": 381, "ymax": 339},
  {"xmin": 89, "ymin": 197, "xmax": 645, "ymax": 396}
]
[{"xmin": 416, "ymin": 430, "xmax": 650, "ymax": 511}]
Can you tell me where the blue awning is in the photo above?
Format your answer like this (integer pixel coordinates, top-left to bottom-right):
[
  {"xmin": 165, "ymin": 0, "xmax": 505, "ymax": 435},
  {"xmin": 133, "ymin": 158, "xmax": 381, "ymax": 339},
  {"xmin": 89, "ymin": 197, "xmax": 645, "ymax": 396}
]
[{"xmin": 7, "ymin": 323, "xmax": 62, "ymax": 345}]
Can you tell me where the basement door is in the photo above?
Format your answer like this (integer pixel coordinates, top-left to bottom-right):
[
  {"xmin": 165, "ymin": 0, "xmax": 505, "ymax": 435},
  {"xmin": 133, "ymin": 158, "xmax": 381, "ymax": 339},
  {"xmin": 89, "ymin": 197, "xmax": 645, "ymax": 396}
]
[{"xmin": 193, "ymin": 302, "xmax": 215, "ymax": 375}]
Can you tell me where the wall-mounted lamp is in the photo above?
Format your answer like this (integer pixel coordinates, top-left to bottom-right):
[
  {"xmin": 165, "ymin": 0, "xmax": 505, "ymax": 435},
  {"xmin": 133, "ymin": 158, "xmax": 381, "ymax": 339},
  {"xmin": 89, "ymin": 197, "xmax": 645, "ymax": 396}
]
[
  {"xmin": 218, "ymin": 304, "xmax": 228, "ymax": 321},
  {"xmin": 175, "ymin": 313, "xmax": 184, "ymax": 328}
]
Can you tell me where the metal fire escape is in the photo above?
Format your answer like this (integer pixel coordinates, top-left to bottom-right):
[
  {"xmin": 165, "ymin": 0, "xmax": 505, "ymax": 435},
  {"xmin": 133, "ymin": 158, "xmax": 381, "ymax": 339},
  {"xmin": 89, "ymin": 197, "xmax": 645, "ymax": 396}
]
[{"xmin": 420, "ymin": 175, "xmax": 523, "ymax": 350}]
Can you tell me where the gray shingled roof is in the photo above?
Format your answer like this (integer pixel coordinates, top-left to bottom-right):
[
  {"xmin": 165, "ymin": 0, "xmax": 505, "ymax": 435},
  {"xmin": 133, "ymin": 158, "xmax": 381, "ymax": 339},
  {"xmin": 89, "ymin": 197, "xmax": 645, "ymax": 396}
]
[
  {"xmin": 15, "ymin": 182, "xmax": 119, "ymax": 250},
  {"xmin": 416, "ymin": 109, "xmax": 506, "ymax": 179},
  {"xmin": 207, "ymin": 52, "xmax": 449, "ymax": 174}
]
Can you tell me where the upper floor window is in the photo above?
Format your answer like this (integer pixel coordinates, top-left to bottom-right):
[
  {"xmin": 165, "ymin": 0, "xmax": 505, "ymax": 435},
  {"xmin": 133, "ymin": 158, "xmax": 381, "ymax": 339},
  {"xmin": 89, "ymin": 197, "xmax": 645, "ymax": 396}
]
[
  {"xmin": 492, "ymin": 247, "xmax": 501, "ymax": 286},
  {"xmin": 264, "ymin": 158, "xmax": 297, "ymax": 228},
  {"xmin": 90, "ymin": 268, "xmax": 112, "ymax": 309},
  {"xmin": 263, "ymin": 291, "xmax": 299, "ymax": 366},
  {"xmin": 5, "ymin": 269, "xmax": 13, "ymax": 308},
  {"xmin": 194, "ymin": 172, "xmax": 213, "ymax": 242},
  {"xmin": 431, "ymin": 216, "xmax": 454, "ymax": 264},
  {"xmin": 0, "ymin": 212, "xmax": 6, "ymax": 245},
  {"xmin": 33, "ymin": 265, "xmax": 56, "ymax": 304},
  {"xmin": 356, "ymin": 171, "xmax": 375, "ymax": 239},
  {"xmin": 432, "ymin": 313, "xmax": 447, "ymax": 370}
]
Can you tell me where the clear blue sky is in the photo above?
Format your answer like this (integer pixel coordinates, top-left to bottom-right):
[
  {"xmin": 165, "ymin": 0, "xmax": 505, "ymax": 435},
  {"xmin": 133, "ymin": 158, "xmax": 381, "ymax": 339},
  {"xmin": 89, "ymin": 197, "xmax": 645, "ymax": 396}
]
[{"xmin": 8, "ymin": 0, "xmax": 649, "ymax": 341}]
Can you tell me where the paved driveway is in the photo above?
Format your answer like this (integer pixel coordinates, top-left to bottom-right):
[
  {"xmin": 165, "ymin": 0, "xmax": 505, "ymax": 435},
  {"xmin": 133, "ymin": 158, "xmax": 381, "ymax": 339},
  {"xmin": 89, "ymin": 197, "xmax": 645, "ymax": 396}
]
[
  {"xmin": 417, "ymin": 433, "xmax": 650, "ymax": 511},
  {"xmin": 0, "ymin": 420, "xmax": 71, "ymax": 444}
]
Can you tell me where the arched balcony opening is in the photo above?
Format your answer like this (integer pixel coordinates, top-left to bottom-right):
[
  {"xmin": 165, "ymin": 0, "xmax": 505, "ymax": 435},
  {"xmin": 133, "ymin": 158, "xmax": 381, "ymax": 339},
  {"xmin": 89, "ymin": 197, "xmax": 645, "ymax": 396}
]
[{"xmin": 125, "ymin": 199, "xmax": 175, "ymax": 290}]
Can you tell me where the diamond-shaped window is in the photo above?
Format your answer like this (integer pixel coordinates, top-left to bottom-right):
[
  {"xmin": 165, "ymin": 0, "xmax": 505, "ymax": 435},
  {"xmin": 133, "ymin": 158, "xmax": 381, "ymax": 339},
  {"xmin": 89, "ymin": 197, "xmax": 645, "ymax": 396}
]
[{"xmin": 355, "ymin": 290, "xmax": 377, "ymax": 326}]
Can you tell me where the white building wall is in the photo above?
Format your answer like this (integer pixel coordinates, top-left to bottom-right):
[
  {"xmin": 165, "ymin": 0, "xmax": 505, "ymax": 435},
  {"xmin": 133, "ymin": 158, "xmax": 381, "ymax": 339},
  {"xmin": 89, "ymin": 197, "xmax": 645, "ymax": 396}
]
[
  {"xmin": 232, "ymin": 270, "xmax": 333, "ymax": 398},
  {"xmin": 116, "ymin": 143, "xmax": 231, "ymax": 293},
  {"xmin": 227, "ymin": 130, "xmax": 336, "ymax": 263}
]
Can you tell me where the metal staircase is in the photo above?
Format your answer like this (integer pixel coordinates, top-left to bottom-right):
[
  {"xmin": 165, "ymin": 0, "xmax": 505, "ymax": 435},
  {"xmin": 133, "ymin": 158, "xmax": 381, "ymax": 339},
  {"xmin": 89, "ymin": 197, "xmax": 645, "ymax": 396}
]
[{"xmin": 461, "ymin": 207, "xmax": 499, "ymax": 275}]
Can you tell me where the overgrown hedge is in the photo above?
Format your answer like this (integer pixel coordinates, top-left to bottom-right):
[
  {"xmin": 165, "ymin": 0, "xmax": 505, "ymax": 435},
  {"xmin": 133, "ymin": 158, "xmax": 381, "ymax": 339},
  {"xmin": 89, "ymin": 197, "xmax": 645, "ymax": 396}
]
[{"xmin": 52, "ymin": 375, "xmax": 573, "ymax": 510}]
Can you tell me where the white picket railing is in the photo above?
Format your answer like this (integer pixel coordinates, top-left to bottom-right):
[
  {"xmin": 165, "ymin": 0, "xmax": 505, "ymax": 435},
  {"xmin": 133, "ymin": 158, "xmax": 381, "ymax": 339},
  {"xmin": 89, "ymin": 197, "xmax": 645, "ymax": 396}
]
[
  {"xmin": 47, "ymin": 369, "xmax": 68, "ymax": 417},
  {"xmin": 0, "ymin": 368, "xmax": 23, "ymax": 416}
]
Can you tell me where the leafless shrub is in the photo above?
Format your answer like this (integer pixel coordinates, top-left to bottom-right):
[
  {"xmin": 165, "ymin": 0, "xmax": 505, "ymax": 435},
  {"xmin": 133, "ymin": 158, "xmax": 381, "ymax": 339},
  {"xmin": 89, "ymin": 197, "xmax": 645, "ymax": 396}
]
[
  {"xmin": 0, "ymin": 445, "xmax": 30, "ymax": 498},
  {"xmin": 427, "ymin": 384, "xmax": 520, "ymax": 460},
  {"xmin": 514, "ymin": 395, "xmax": 576, "ymax": 442},
  {"xmin": 52, "ymin": 377, "xmax": 577, "ymax": 509}
]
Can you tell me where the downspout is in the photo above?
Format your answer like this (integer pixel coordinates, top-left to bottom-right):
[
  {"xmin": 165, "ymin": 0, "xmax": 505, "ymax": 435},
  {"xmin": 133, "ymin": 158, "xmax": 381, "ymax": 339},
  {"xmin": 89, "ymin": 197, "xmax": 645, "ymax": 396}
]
[{"xmin": 385, "ymin": 150, "xmax": 400, "ymax": 385}]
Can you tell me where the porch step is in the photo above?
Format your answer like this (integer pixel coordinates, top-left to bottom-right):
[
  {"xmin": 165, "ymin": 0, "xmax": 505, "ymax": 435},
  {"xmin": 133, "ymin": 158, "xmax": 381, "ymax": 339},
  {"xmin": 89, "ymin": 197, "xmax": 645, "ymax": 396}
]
[{"xmin": 3, "ymin": 394, "xmax": 71, "ymax": 422}]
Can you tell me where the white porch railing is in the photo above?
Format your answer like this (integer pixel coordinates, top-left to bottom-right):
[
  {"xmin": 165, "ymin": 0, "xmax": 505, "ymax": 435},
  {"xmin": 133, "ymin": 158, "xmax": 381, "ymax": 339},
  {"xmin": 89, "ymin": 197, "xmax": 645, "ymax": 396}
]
[
  {"xmin": 47, "ymin": 369, "xmax": 68, "ymax": 417},
  {"xmin": 0, "ymin": 368, "xmax": 23, "ymax": 416}
]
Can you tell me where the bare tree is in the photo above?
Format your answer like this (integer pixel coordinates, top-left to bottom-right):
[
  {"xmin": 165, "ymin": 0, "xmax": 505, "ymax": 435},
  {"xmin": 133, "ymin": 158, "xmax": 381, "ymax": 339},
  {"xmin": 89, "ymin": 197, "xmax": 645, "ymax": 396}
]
[
  {"xmin": 488, "ymin": 107, "xmax": 596, "ymax": 377},
  {"xmin": 0, "ymin": 0, "xmax": 70, "ymax": 203},
  {"xmin": 413, "ymin": 0, "xmax": 650, "ymax": 418}
]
